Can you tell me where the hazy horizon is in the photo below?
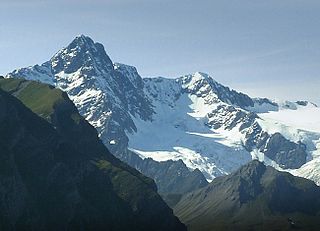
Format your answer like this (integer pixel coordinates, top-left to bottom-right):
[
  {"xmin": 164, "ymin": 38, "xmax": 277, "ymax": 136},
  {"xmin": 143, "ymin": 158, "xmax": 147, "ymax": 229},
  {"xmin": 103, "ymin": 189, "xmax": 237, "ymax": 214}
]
[{"xmin": 0, "ymin": 0, "xmax": 319, "ymax": 104}]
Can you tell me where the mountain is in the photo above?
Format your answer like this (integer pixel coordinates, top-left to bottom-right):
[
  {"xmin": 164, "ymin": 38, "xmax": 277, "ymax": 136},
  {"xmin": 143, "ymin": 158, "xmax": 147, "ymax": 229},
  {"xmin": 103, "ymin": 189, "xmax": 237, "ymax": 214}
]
[
  {"xmin": 7, "ymin": 35, "xmax": 153, "ymax": 156},
  {"xmin": 6, "ymin": 35, "xmax": 208, "ymax": 198},
  {"xmin": 138, "ymin": 74, "xmax": 311, "ymax": 178},
  {"xmin": 0, "ymin": 78, "xmax": 186, "ymax": 231},
  {"xmin": 6, "ymin": 35, "xmax": 320, "ymax": 187},
  {"xmin": 132, "ymin": 158, "xmax": 208, "ymax": 207},
  {"xmin": 174, "ymin": 160, "xmax": 320, "ymax": 231}
]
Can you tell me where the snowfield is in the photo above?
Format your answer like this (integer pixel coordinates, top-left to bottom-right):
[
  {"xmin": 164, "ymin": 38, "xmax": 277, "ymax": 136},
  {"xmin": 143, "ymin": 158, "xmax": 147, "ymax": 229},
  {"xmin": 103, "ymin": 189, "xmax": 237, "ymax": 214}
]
[
  {"xmin": 259, "ymin": 103, "xmax": 320, "ymax": 133},
  {"xmin": 128, "ymin": 93, "xmax": 251, "ymax": 181}
]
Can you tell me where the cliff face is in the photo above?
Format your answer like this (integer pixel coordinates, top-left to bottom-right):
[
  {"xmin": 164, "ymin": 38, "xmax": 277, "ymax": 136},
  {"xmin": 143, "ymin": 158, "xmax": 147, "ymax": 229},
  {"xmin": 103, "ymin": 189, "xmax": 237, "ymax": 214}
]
[{"xmin": 0, "ymin": 79, "xmax": 186, "ymax": 231}]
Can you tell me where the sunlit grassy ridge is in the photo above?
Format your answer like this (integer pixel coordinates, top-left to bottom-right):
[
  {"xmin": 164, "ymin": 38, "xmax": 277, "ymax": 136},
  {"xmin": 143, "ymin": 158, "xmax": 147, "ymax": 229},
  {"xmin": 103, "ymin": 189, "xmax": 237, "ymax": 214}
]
[{"xmin": 0, "ymin": 78, "xmax": 81, "ymax": 122}]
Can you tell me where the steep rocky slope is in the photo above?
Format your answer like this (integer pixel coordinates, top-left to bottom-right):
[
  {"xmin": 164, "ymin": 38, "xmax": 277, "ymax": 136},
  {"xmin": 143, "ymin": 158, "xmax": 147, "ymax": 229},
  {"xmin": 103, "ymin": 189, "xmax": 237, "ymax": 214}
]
[
  {"xmin": 6, "ymin": 35, "xmax": 208, "ymax": 196},
  {"xmin": 0, "ymin": 78, "xmax": 185, "ymax": 230},
  {"xmin": 174, "ymin": 160, "xmax": 320, "ymax": 231}
]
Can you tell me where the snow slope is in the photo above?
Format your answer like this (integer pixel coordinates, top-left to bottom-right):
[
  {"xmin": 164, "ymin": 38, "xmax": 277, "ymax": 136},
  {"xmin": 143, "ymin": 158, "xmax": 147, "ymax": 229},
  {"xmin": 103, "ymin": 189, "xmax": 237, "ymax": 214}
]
[
  {"xmin": 128, "ymin": 74, "xmax": 320, "ymax": 181},
  {"xmin": 128, "ymin": 92, "xmax": 251, "ymax": 180},
  {"xmin": 259, "ymin": 103, "xmax": 320, "ymax": 133}
]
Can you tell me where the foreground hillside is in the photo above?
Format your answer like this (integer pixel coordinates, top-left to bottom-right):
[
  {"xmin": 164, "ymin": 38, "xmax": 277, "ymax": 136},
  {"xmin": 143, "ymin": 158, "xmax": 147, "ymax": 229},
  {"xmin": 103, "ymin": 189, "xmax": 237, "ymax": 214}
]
[
  {"xmin": 0, "ymin": 78, "xmax": 185, "ymax": 230},
  {"xmin": 174, "ymin": 160, "xmax": 320, "ymax": 231}
]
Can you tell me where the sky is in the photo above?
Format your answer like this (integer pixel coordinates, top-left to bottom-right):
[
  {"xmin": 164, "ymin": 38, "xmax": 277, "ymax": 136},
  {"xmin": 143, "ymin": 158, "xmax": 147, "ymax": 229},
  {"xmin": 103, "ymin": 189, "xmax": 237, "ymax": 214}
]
[{"xmin": 0, "ymin": 0, "xmax": 319, "ymax": 104}]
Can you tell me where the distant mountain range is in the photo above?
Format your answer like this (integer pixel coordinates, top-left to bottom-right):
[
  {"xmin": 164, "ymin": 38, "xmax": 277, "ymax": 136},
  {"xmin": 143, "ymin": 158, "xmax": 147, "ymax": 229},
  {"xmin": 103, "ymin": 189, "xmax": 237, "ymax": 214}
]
[
  {"xmin": 5, "ymin": 34, "xmax": 320, "ymax": 198},
  {"xmin": 0, "ymin": 78, "xmax": 185, "ymax": 230}
]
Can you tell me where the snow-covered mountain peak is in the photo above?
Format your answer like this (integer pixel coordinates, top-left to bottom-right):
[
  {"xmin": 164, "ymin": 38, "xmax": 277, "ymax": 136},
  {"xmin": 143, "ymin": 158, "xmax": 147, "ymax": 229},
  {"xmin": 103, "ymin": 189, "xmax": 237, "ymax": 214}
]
[
  {"xmin": 182, "ymin": 72, "xmax": 214, "ymax": 84},
  {"xmin": 74, "ymin": 34, "xmax": 94, "ymax": 44},
  {"xmin": 144, "ymin": 72, "xmax": 255, "ymax": 110},
  {"xmin": 69, "ymin": 34, "xmax": 95, "ymax": 48},
  {"xmin": 181, "ymin": 72, "xmax": 217, "ymax": 96},
  {"xmin": 51, "ymin": 35, "xmax": 113, "ymax": 75},
  {"xmin": 178, "ymin": 72, "xmax": 255, "ymax": 109},
  {"xmin": 6, "ymin": 36, "xmax": 154, "ymax": 156}
]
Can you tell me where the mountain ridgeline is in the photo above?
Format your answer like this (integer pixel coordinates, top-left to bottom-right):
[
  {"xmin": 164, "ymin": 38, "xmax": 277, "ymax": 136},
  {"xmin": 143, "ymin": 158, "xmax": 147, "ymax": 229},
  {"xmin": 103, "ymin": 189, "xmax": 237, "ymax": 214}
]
[
  {"xmin": 174, "ymin": 160, "xmax": 320, "ymax": 231},
  {"xmin": 6, "ymin": 35, "xmax": 313, "ymax": 188},
  {"xmin": 6, "ymin": 35, "xmax": 209, "ymax": 197},
  {"xmin": 0, "ymin": 78, "xmax": 185, "ymax": 230}
]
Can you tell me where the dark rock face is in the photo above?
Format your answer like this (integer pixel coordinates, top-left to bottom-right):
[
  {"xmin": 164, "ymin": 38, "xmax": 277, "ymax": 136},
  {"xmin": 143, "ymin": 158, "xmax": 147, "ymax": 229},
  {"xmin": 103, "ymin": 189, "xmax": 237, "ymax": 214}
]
[
  {"xmin": 114, "ymin": 149, "xmax": 208, "ymax": 206},
  {"xmin": 0, "ymin": 82, "xmax": 186, "ymax": 231},
  {"xmin": 130, "ymin": 156, "xmax": 208, "ymax": 205},
  {"xmin": 245, "ymin": 128, "xmax": 307, "ymax": 169},
  {"xmin": 174, "ymin": 160, "xmax": 320, "ymax": 231},
  {"xmin": 237, "ymin": 161, "xmax": 266, "ymax": 203},
  {"xmin": 138, "ymin": 159, "xmax": 207, "ymax": 195},
  {"xmin": 207, "ymin": 104, "xmax": 307, "ymax": 169},
  {"xmin": 264, "ymin": 133, "xmax": 307, "ymax": 169},
  {"xmin": 296, "ymin": 100, "xmax": 308, "ymax": 106}
]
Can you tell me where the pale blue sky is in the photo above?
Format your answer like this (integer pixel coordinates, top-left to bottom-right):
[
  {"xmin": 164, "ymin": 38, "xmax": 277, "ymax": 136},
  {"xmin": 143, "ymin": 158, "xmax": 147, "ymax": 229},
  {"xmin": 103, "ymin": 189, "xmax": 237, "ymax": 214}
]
[{"xmin": 0, "ymin": 0, "xmax": 319, "ymax": 103}]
